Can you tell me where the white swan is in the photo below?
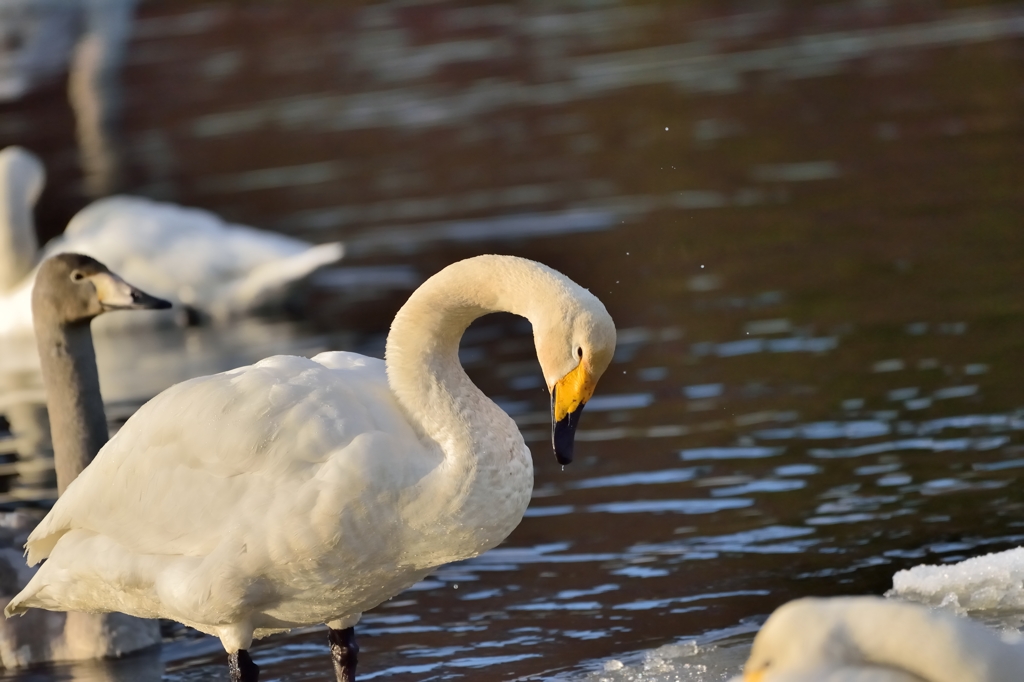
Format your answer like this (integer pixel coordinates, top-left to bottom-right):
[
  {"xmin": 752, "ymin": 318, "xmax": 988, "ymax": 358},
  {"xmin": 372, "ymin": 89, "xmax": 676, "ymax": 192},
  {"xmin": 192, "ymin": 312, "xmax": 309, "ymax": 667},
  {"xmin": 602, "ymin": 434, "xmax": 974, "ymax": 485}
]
[
  {"xmin": 4, "ymin": 255, "xmax": 617, "ymax": 682},
  {"xmin": 737, "ymin": 596, "xmax": 1024, "ymax": 682},
  {"xmin": 0, "ymin": 0, "xmax": 138, "ymax": 196},
  {"xmin": 0, "ymin": 253, "xmax": 169, "ymax": 669},
  {"xmin": 0, "ymin": 146, "xmax": 344, "ymax": 337}
]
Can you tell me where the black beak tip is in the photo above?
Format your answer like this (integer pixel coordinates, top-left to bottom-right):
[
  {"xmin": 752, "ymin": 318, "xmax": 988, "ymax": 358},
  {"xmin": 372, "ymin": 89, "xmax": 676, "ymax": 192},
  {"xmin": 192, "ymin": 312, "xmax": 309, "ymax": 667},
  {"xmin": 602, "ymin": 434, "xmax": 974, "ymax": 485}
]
[
  {"xmin": 132, "ymin": 290, "xmax": 172, "ymax": 310},
  {"xmin": 552, "ymin": 407, "xmax": 583, "ymax": 467}
]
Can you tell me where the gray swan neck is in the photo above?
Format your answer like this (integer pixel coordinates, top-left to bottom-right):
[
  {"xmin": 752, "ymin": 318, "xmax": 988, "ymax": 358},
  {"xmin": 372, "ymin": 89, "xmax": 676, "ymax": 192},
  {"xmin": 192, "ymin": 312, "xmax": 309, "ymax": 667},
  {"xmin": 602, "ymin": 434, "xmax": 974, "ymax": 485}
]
[{"xmin": 34, "ymin": 320, "xmax": 107, "ymax": 494}]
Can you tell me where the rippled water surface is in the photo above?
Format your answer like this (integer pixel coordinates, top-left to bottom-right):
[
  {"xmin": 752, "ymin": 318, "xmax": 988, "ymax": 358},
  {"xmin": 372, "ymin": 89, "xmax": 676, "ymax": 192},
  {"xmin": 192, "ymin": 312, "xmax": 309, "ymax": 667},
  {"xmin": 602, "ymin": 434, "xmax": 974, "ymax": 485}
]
[{"xmin": 1, "ymin": 1, "xmax": 1024, "ymax": 680}]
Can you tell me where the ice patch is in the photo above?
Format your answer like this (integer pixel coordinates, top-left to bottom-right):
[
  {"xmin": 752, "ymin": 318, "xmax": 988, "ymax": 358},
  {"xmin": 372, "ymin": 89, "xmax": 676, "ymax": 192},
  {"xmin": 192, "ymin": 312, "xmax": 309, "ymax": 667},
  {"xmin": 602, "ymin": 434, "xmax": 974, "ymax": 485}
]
[
  {"xmin": 888, "ymin": 547, "xmax": 1024, "ymax": 612},
  {"xmin": 574, "ymin": 641, "xmax": 747, "ymax": 681}
]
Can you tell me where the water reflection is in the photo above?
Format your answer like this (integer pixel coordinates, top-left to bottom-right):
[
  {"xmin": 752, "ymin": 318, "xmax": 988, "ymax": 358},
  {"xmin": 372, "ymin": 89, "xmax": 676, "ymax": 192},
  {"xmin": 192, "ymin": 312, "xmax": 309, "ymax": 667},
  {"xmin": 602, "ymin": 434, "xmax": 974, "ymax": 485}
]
[
  {"xmin": 4, "ymin": 655, "xmax": 163, "ymax": 682},
  {"xmin": 3, "ymin": 402, "xmax": 55, "ymax": 500},
  {"xmin": 0, "ymin": 1, "xmax": 1023, "ymax": 680}
]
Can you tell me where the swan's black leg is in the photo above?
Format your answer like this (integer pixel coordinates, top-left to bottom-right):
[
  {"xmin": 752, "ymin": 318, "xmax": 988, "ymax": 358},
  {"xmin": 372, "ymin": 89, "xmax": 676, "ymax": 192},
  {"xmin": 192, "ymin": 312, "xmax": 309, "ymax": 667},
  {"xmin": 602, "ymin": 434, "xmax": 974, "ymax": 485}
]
[
  {"xmin": 329, "ymin": 626, "xmax": 359, "ymax": 681},
  {"xmin": 228, "ymin": 649, "xmax": 259, "ymax": 682}
]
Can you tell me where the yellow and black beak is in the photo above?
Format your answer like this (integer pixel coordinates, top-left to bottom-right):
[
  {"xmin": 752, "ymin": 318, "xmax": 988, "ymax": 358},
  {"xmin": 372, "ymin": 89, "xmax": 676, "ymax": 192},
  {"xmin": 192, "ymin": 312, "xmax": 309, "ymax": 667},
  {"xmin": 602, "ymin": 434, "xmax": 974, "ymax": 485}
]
[
  {"xmin": 93, "ymin": 272, "xmax": 172, "ymax": 311},
  {"xmin": 551, "ymin": 362, "xmax": 597, "ymax": 465}
]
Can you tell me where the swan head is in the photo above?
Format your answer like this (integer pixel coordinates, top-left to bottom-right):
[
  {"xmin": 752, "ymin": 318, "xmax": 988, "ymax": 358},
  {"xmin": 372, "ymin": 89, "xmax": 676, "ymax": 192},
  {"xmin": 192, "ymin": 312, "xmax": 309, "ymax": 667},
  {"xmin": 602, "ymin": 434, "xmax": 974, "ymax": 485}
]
[
  {"xmin": 742, "ymin": 598, "xmax": 826, "ymax": 681},
  {"xmin": 32, "ymin": 253, "xmax": 172, "ymax": 325},
  {"xmin": 534, "ymin": 286, "xmax": 616, "ymax": 465},
  {"xmin": 741, "ymin": 597, "xmax": 885, "ymax": 681}
]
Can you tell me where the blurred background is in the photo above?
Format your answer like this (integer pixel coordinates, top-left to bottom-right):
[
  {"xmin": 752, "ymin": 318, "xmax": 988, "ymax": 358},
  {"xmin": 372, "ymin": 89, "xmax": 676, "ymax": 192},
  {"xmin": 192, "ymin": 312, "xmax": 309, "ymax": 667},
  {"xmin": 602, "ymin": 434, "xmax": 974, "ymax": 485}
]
[{"xmin": 1, "ymin": 1, "xmax": 1023, "ymax": 680}]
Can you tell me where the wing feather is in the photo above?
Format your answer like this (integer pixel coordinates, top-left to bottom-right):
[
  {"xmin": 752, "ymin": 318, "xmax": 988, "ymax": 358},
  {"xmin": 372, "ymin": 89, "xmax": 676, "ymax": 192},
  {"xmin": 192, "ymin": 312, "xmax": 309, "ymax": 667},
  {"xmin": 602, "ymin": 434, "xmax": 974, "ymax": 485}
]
[{"xmin": 26, "ymin": 353, "xmax": 420, "ymax": 566}]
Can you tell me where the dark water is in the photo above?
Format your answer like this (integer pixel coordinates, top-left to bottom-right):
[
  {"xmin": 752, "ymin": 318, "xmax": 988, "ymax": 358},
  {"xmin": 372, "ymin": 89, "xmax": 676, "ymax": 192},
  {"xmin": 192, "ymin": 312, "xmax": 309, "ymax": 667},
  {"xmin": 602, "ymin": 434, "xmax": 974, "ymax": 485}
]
[{"xmin": 1, "ymin": 1, "xmax": 1024, "ymax": 680}]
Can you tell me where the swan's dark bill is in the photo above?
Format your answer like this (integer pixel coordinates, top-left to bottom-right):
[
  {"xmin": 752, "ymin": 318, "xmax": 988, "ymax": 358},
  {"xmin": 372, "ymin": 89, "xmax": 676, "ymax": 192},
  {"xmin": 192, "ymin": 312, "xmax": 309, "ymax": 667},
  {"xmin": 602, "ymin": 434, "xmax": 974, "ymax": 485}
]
[
  {"xmin": 550, "ymin": 358, "xmax": 598, "ymax": 465},
  {"xmin": 93, "ymin": 271, "xmax": 172, "ymax": 311},
  {"xmin": 552, "ymin": 393, "xmax": 585, "ymax": 465},
  {"xmin": 123, "ymin": 287, "xmax": 172, "ymax": 311}
]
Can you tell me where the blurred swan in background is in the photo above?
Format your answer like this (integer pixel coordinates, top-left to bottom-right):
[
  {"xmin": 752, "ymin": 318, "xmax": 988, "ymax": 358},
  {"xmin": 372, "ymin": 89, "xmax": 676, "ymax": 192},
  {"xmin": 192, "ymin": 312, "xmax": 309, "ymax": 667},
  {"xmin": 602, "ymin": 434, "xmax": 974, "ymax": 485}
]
[
  {"xmin": 0, "ymin": 0, "xmax": 137, "ymax": 196},
  {"xmin": 736, "ymin": 596, "xmax": 1024, "ymax": 682},
  {"xmin": 5, "ymin": 255, "xmax": 617, "ymax": 682},
  {"xmin": 0, "ymin": 146, "xmax": 345, "ymax": 338},
  {"xmin": 0, "ymin": 253, "xmax": 167, "ymax": 669}
]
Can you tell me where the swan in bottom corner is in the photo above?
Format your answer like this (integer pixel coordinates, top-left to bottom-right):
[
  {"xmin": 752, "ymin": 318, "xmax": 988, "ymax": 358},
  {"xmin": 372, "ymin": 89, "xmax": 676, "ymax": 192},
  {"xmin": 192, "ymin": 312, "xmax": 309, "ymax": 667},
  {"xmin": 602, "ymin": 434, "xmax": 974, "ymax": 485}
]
[
  {"xmin": 0, "ymin": 253, "xmax": 170, "ymax": 669},
  {"xmin": 0, "ymin": 146, "xmax": 344, "ymax": 337},
  {"xmin": 4, "ymin": 254, "xmax": 618, "ymax": 681},
  {"xmin": 736, "ymin": 596, "xmax": 1024, "ymax": 682}
]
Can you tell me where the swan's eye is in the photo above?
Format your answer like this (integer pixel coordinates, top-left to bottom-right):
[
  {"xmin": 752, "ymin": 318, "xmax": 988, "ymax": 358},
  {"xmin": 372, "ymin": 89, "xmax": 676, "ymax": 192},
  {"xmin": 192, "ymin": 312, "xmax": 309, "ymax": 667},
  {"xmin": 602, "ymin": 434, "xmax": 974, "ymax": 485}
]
[
  {"xmin": 70, "ymin": 270, "xmax": 85, "ymax": 282},
  {"xmin": 576, "ymin": 346, "xmax": 583, "ymax": 359}
]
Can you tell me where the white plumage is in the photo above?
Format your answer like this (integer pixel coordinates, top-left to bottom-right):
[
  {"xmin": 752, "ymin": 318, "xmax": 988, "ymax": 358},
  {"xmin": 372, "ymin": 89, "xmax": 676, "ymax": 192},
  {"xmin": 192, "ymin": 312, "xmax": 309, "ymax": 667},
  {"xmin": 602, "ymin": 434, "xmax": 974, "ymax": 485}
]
[
  {"xmin": 52, "ymin": 196, "xmax": 344, "ymax": 319},
  {"xmin": 0, "ymin": 146, "xmax": 344, "ymax": 337},
  {"xmin": 17, "ymin": 354, "xmax": 436, "ymax": 647},
  {"xmin": 736, "ymin": 596, "xmax": 1024, "ymax": 682},
  {"xmin": 5, "ymin": 255, "xmax": 617, "ymax": 678}
]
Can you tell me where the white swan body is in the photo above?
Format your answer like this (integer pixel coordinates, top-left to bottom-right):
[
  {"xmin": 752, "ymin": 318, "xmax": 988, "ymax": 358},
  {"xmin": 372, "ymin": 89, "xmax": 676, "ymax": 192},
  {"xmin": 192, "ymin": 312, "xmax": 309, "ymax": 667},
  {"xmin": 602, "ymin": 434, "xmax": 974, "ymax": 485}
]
[
  {"xmin": 13, "ymin": 353, "xmax": 460, "ymax": 647},
  {"xmin": 738, "ymin": 596, "xmax": 1024, "ymax": 682},
  {"xmin": 0, "ymin": 147, "xmax": 344, "ymax": 337},
  {"xmin": 5, "ymin": 256, "xmax": 617, "ymax": 666}
]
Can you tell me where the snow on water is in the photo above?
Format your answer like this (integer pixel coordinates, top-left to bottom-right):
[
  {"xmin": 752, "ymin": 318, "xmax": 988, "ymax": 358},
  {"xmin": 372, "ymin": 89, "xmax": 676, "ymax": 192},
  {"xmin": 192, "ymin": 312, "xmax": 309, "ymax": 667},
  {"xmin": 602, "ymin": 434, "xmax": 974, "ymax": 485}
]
[
  {"xmin": 888, "ymin": 547, "xmax": 1024, "ymax": 614},
  {"xmin": 565, "ymin": 641, "xmax": 749, "ymax": 682}
]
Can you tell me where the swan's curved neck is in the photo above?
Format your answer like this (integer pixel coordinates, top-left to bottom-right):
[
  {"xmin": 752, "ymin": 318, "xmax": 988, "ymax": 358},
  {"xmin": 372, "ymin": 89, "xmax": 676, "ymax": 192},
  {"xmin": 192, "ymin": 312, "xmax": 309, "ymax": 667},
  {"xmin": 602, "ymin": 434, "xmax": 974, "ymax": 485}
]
[
  {"xmin": 0, "ymin": 173, "xmax": 39, "ymax": 292},
  {"xmin": 385, "ymin": 257, "xmax": 558, "ymax": 446},
  {"xmin": 384, "ymin": 257, "xmax": 567, "ymax": 551},
  {"xmin": 34, "ymin": 319, "xmax": 107, "ymax": 495}
]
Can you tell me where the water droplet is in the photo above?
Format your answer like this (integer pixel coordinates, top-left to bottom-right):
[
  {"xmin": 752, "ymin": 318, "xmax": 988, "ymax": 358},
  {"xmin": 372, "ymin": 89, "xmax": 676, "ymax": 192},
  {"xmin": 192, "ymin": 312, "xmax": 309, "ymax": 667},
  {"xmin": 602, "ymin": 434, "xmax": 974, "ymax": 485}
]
[
  {"xmin": 664, "ymin": 127, "xmax": 669, "ymax": 131},
  {"xmin": 701, "ymin": 264, "xmax": 705, "ymax": 268}
]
